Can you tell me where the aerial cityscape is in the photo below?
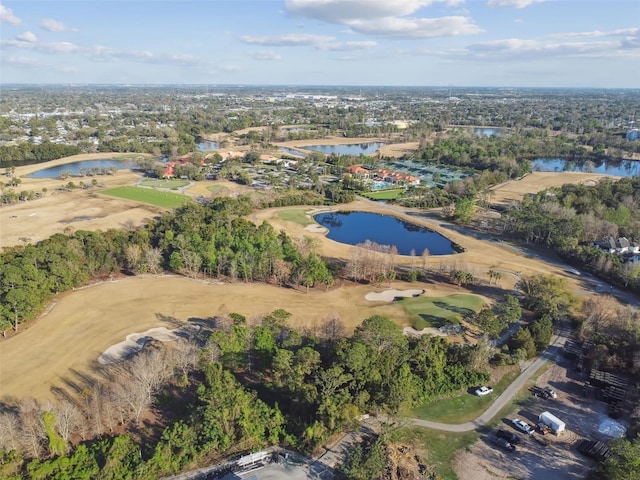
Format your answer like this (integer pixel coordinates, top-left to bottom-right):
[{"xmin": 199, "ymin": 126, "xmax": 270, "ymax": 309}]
[{"xmin": 0, "ymin": 2, "xmax": 639, "ymax": 480}]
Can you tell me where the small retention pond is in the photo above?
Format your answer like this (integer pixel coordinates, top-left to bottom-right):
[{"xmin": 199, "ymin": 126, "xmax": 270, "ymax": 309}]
[
  {"xmin": 28, "ymin": 159, "xmax": 137, "ymax": 178},
  {"xmin": 532, "ymin": 157, "xmax": 640, "ymax": 177},
  {"xmin": 302, "ymin": 142, "xmax": 386, "ymax": 156},
  {"xmin": 314, "ymin": 211, "xmax": 458, "ymax": 255}
]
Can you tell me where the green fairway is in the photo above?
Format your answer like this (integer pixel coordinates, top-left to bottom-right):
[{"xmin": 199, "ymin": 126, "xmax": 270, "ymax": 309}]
[
  {"xmin": 362, "ymin": 188, "xmax": 405, "ymax": 200},
  {"xmin": 277, "ymin": 208, "xmax": 314, "ymax": 226},
  {"xmin": 400, "ymin": 294, "xmax": 485, "ymax": 330},
  {"xmin": 139, "ymin": 179, "xmax": 190, "ymax": 189},
  {"xmin": 392, "ymin": 428, "xmax": 478, "ymax": 480},
  {"xmin": 101, "ymin": 186, "xmax": 191, "ymax": 208},
  {"xmin": 409, "ymin": 369, "xmax": 519, "ymax": 423}
]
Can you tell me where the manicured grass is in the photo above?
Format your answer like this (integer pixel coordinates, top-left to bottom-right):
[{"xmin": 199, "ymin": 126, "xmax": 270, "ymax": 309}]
[
  {"xmin": 391, "ymin": 428, "xmax": 478, "ymax": 480},
  {"xmin": 277, "ymin": 208, "xmax": 314, "ymax": 226},
  {"xmin": 410, "ymin": 369, "xmax": 519, "ymax": 423},
  {"xmin": 101, "ymin": 186, "xmax": 191, "ymax": 208},
  {"xmin": 362, "ymin": 188, "xmax": 405, "ymax": 200},
  {"xmin": 207, "ymin": 184, "xmax": 229, "ymax": 194},
  {"xmin": 140, "ymin": 179, "xmax": 190, "ymax": 189},
  {"xmin": 400, "ymin": 294, "xmax": 485, "ymax": 330}
]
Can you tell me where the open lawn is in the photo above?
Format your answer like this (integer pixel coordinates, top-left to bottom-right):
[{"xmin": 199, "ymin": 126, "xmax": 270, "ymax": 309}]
[
  {"xmin": 101, "ymin": 186, "xmax": 191, "ymax": 208},
  {"xmin": 361, "ymin": 188, "xmax": 405, "ymax": 200},
  {"xmin": 139, "ymin": 179, "xmax": 190, "ymax": 189},
  {"xmin": 400, "ymin": 294, "xmax": 486, "ymax": 330},
  {"xmin": 410, "ymin": 369, "xmax": 519, "ymax": 424},
  {"xmin": 277, "ymin": 208, "xmax": 315, "ymax": 226}
]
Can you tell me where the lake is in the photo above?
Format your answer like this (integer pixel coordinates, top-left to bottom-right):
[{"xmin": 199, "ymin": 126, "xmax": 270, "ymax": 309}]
[
  {"xmin": 28, "ymin": 159, "xmax": 137, "ymax": 178},
  {"xmin": 532, "ymin": 158, "xmax": 640, "ymax": 177},
  {"xmin": 302, "ymin": 142, "xmax": 386, "ymax": 156},
  {"xmin": 279, "ymin": 147, "xmax": 307, "ymax": 157},
  {"xmin": 314, "ymin": 211, "xmax": 457, "ymax": 255},
  {"xmin": 197, "ymin": 141, "xmax": 218, "ymax": 151}
]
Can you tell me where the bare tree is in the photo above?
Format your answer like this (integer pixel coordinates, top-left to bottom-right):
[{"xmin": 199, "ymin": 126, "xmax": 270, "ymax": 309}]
[
  {"xmin": 142, "ymin": 246, "xmax": 162, "ymax": 274},
  {"xmin": 0, "ymin": 410, "xmax": 20, "ymax": 452},
  {"xmin": 321, "ymin": 314, "xmax": 346, "ymax": 341},
  {"xmin": 169, "ymin": 339, "xmax": 201, "ymax": 379},
  {"xmin": 18, "ymin": 398, "xmax": 45, "ymax": 459},
  {"xmin": 51, "ymin": 400, "xmax": 82, "ymax": 444},
  {"xmin": 125, "ymin": 244, "xmax": 142, "ymax": 273}
]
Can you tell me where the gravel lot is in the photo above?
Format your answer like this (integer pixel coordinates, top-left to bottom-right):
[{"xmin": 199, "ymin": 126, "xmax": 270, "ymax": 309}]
[{"xmin": 453, "ymin": 354, "xmax": 614, "ymax": 480}]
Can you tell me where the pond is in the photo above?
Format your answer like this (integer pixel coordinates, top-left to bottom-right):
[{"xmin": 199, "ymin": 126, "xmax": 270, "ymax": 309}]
[
  {"xmin": 197, "ymin": 140, "xmax": 218, "ymax": 151},
  {"xmin": 28, "ymin": 159, "xmax": 137, "ymax": 178},
  {"xmin": 314, "ymin": 211, "xmax": 457, "ymax": 255},
  {"xmin": 279, "ymin": 147, "xmax": 307, "ymax": 157},
  {"xmin": 302, "ymin": 142, "xmax": 386, "ymax": 156},
  {"xmin": 532, "ymin": 158, "xmax": 640, "ymax": 177},
  {"xmin": 474, "ymin": 127, "xmax": 504, "ymax": 137}
]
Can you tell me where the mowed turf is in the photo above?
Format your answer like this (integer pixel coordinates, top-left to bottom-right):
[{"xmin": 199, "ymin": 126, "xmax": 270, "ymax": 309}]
[
  {"xmin": 400, "ymin": 294, "xmax": 485, "ymax": 330},
  {"xmin": 139, "ymin": 179, "xmax": 190, "ymax": 189},
  {"xmin": 277, "ymin": 208, "xmax": 315, "ymax": 226},
  {"xmin": 102, "ymin": 186, "xmax": 191, "ymax": 207},
  {"xmin": 361, "ymin": 188, "xmax": 405, "ymax": 200}
]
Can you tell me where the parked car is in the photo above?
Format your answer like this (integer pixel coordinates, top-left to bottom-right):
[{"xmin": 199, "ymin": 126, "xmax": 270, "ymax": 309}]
[
  {"xmin": 512, "ymin": 418, "xmax": 534, "ymax": 435},
  {"xmin": 543, "ymin": 387, "xmax": 557, "ymax": 399},
  {"xmin": 475, "ymin": 386, "xmax": 493, "ymax": 396},
  {"xmin": 490, "ymin": 436, "xmax": 516, "ymax": 452},
  {"xmin": 497, "ymin": 429, "xmax": 521, "ymax": 444}
]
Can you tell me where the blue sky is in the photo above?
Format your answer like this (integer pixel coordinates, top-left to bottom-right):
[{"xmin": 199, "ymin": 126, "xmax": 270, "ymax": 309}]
[{"xmin": 1, "ymin": 0, "xmax": 638, "ymax": 87}]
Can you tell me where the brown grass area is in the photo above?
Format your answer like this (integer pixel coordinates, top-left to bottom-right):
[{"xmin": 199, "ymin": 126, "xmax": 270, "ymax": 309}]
[
  {"xmin": 1, "ymin": 154, "xmax": 165, "ymax": 248},
  {"xmin": 490, "ymin": 171, "xmax": 616, "ymax": 206},
  {"xmin": 0, "ymin": 275, "xmax": 441, "ymax": 401},
  {"xmin": 184, "ymin": 179, "xmax": 252, "ymax": 197}
]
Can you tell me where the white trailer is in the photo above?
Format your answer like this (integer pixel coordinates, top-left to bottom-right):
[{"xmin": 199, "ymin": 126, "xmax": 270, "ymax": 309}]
[{"xmin": 539, "ymin": 411, "xmax": 566, "ymax": 434}]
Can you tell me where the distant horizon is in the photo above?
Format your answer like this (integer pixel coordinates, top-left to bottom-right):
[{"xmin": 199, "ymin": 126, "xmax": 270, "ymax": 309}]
[
  {"xmin": 3, "ymin": 83, "xmax": 639, "ymax": 92},
  {"xmin": 1, "ymin": 1, "xmax": 638, "ymax": 87}
]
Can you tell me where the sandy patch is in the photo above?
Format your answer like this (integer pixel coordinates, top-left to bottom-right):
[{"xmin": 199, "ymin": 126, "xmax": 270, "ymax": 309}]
[
  {"xmin": 377, "ymin": 142, "xmax": 420, "ymax": 158},
  {"xmin": 304, "ymin": 224, "xmax": 328, "ymax": 233},
  {"xmin": 365, "ymin": 289, "xmax": 425, "ymax": 302},
  {"xmin": 98, "ymin": 324, "xmax": 200, "ymax": 364}
]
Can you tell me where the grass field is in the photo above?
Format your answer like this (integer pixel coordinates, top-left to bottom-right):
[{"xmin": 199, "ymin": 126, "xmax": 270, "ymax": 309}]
[
  {"xmin": 400, "ymin": 294, "xmax": 485, "ymax": 330},
  {"xmin": 140, "ymin": 179, "xmax": 190, "ymax": 189},
  {"xmin": 277, "ymin": 208, "xmax": 315, "ymax": 226},
  {"xmin": 409, "ymin": 369, "xmax": 519, "ymax": 424},
  {"xmin": 207, "ymin": 184, "xmax": 230, "ymax": 194},
  {"xmin": 361, "ymin": 188, "xmax": 405, "ymax": 200},
  {"xmin": 102, "ymin": 186, "xmax": 191, "ymax": 208}
]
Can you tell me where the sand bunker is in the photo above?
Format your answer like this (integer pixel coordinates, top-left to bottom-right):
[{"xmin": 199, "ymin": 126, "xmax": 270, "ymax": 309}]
[
  {"xmin": 365, "ymin": 289, "xmax": 425, "ymax": 302},
  {"xmin": 403, "ymin": 326, "xmax": 448, "ymax": 337},
  {"xmin": 304, "ymin": 223, "xmax": 328, "ymax": 233},
  {"xmin": 98, "ymin": 324, "xmax": 200, "ymax": 364}
]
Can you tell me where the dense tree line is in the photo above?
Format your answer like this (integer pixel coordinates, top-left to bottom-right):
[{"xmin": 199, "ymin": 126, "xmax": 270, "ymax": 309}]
[
  {"xmin": 0, "ymin": 312, "xmax": 489, "ymax": 479},
  {"xmin": 0, "ymin": 197, "xmax": 333, "ymax": 335},
  {"xmin": 500, "ymin": 177, "xmax": 640, "ymax": 292},
  {"xmin": 0, "ymin": 142, "xmax": 81, "ymax": 166}
]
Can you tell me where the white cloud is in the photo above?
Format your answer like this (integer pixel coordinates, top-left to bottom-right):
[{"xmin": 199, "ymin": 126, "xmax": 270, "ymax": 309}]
[
  {"xmin": 324, "ymin": 40, "xmax": 377, "ymax": 51},
  {"xmin": 487, "ymin": 0, "xmax": 544, "ymax": 8},
  {"xmin": 16, "ymin": 31, "xmax": 37, "ymax": 43},
  {"xmin": 285, "ymin": 0, "xmax": 480, "ymax": 39},
  {"xmin": 37, "ymin": 41, "xmax": 81, "ymax": 54},
  {"xmin": 40, "ymin": 18, "xmax": 77, "ymax": 32},
  {"xmin": 0, "ymin": 4, "xmax": 21, "ymax": 24},
  {"xmin": 239, "ymin": 33, "xmax": 335, "ymax": 47},
  {"xmin": 349, "ymin": 15, "xmax": 482, "ymax": 38},
  {"xmin": 465, "ymin": 37, "xmax": 634, "ymax": 59},
  {"xmin": 250, "ymin": 51, "xmax": 283, "ymax": 61},
  {"xmin": 4, "ymin": 55, "xmax": 41, "ymax": 68},
  {"xmin": 548, "ymin": 28, "xmax": 639, "ymax": 39}
]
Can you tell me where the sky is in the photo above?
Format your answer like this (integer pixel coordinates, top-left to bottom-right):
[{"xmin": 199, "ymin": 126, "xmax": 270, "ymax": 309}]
[{"xmin": 0, "ymin": 0, "xmax": 638, "ymax": 88}]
